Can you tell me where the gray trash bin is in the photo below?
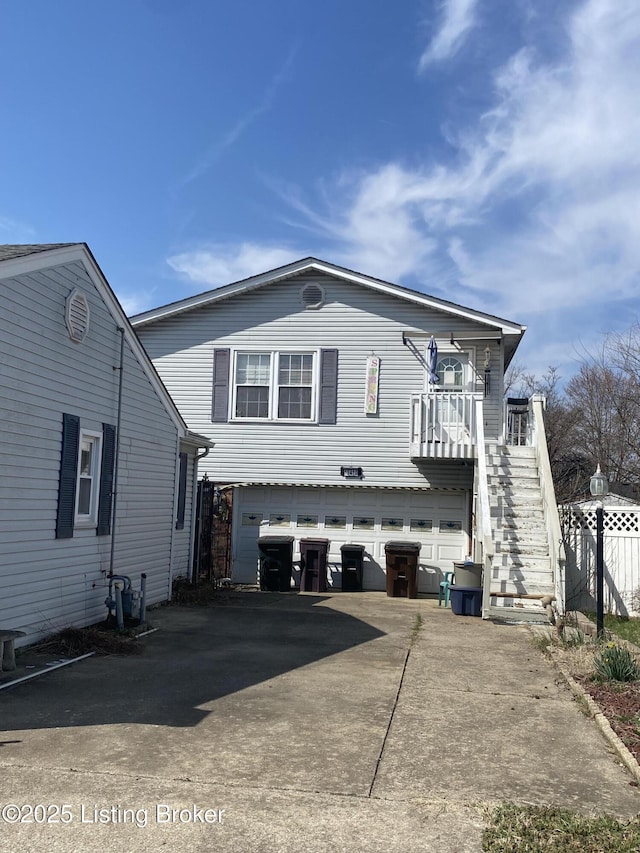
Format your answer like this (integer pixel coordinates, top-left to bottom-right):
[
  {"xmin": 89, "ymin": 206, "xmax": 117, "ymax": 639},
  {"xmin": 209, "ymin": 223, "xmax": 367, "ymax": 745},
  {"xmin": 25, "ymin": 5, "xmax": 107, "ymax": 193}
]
[{"xmin": 453, "ymin": 561, "xmax": 483, "ymax": 587}]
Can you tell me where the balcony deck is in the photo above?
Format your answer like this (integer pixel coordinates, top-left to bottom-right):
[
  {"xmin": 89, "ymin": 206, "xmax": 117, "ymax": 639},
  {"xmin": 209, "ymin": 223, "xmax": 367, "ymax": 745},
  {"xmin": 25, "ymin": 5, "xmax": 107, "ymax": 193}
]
[{"xmin": 410, "ymin": 392, "xmax": 482, "ymax": 460}]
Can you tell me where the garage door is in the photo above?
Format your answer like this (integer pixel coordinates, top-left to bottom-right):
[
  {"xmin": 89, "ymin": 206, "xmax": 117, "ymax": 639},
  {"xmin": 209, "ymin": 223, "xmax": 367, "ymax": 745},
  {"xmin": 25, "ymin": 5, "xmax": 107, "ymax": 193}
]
[{"xmin": 232, "ymin": 486, "xmax": 470, "ymax": 593}]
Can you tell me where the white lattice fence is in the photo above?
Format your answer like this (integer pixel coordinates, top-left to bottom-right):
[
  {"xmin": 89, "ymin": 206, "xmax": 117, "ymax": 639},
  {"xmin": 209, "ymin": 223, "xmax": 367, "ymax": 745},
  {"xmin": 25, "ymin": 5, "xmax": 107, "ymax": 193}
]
[{"xmin": 561, "ymin": 506, "xmax": 640, "ymax": 616}]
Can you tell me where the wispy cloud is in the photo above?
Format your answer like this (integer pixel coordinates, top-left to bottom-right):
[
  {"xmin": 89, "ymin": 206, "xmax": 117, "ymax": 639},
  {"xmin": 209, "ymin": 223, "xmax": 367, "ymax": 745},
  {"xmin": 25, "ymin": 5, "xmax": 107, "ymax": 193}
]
[
  {"xmin": 0, "ymin": 214, "xmax": 36, "ymax": 241},
  {"xmin": 180, "ymin": 43, "xmax": 299, "ymax": 186},
  {"xmin": 418, "ymin": 0, "xmax": 479, "ymax": 69},
  {"xmin": 291, "ymin": 1, "xmax": 640, "ymax": 317},
  {"xmin": 167, "ymin": 242, "xmax": 301, "ymax": 287}
]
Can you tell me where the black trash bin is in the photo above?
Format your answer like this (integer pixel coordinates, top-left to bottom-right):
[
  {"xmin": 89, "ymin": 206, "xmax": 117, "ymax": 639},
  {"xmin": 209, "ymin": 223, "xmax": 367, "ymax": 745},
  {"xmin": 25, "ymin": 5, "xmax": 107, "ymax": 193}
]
[
  {"xmin": 340, "ymin": 544, "xmax": 365, "ymax": 591},
  {"xmin": 384, "ymin": 541, "xmax": 421, "ymax": 599},
  {"xmin": 258, "ymin": 536, "xmax": 294, "ymax": 591},
  {"xmin": 300, "ymin": 538, "xmax": 329, "ymax": 592}
]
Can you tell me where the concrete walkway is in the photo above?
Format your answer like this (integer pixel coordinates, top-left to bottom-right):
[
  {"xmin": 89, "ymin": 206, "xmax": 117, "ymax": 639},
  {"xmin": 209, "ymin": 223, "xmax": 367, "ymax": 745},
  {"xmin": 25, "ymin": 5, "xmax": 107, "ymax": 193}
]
[{"xmin": 0, "ymin": 592, "xmax": 638, "ymax": 852}]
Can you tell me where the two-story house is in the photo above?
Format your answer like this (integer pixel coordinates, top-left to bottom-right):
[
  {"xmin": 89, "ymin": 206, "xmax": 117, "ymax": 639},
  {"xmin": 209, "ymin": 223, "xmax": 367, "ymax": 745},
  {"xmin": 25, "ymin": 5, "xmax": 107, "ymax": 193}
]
[{"xmin": 131, "ymin": 258, "xmax": 562, "ymax": 620}]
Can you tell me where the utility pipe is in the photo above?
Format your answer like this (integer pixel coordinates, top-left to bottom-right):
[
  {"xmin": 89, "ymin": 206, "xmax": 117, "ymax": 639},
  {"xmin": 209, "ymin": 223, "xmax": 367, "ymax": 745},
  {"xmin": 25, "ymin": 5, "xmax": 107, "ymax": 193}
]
[
  {"xmin": 139, "ymin": 573, "xmax": 147, "ymax": 625},
  {"xmin": 114, "ymin": 583, "xmax": 124, "ymax": 630},
  {"xmin": 108, "ymin": 327, "xmax": 125, "ymax": 578},
  {"xmin": 0, "ymin": 653, "xmax": 95, "ymax": 692}
]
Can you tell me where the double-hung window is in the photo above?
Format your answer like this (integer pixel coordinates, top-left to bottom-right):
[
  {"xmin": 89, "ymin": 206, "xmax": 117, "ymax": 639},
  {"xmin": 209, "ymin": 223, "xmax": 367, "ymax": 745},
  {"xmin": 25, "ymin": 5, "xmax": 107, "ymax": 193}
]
[
  {"xmin": 234, "ymin": 351, "xmax": 315, "ymax": 421},
  {"xmin": 56, "ymin": 414, "xmax": 115, "ymax": 538},
  {"xmin": 76, "ymin": 430, "xmax": 102, "ymax": 524}
]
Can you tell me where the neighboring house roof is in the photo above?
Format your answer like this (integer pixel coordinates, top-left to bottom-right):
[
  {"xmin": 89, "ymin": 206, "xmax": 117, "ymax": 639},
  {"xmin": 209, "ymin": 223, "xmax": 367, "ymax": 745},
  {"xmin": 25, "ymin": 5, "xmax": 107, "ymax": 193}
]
[
  {"xmin": 565, "ymin": 493, "xmax": 638, "ymax": 508},
  {"xmin": 0, "ymin": 243, "xmax": 78, "ymax": 261},
  {"xmin": 129, "ymin": 257, "xmax": 526, "ymax": 367},
  {"xmin": 0, "ymin": 242, "xmax": 212, "ymax": 448}
]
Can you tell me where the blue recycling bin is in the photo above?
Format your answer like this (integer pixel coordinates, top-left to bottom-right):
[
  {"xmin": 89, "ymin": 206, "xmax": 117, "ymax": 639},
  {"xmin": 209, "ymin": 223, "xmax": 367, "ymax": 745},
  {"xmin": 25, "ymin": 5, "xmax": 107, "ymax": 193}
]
[{"xmin": 449, "ymin": 585, "xmax": 482, "ymax": 617}]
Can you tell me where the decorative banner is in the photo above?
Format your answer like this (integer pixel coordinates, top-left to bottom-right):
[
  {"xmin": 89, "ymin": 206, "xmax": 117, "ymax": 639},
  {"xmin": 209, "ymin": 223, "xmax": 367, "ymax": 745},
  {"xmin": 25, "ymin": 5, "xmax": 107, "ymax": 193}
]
[{"xmin": 365, "ymin": 355, "xmax": 380, "ymax": 414}]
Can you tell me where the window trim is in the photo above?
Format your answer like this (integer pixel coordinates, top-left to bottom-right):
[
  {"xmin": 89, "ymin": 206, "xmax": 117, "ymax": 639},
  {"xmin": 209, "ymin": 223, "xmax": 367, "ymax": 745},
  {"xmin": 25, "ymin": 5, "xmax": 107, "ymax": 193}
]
[
  {"xmin": 230, "ymin": 348, "xmax": 320, "ymax": 423},
  {"xmin": 74, "ymin": 429, "xmax": 103, "ymax": 527}
]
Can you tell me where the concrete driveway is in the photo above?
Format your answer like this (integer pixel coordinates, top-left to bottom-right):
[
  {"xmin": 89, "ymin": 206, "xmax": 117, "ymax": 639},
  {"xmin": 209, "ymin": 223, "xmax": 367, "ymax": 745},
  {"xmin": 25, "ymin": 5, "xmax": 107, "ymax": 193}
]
[{"xmin": 0, "ymin": 591, "xmax": 638, "ymax": 852}]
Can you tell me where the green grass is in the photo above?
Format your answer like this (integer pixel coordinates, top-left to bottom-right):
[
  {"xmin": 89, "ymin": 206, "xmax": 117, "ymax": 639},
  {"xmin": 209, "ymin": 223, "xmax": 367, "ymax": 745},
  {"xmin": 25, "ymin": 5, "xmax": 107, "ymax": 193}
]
[
  {"xmin": 585, "ymin": 612, "xmax": 640, "ymax": 646},
  {"xmin": 483, "ymin": 804, "xmax": 640, "ymax": 852}
]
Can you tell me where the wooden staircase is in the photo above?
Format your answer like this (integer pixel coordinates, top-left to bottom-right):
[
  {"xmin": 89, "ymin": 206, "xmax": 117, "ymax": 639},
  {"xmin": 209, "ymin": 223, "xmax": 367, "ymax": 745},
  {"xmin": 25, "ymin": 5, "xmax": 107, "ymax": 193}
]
[{"xmin": 485, "ymin": 444, "xmax": 556, "ymax": 622}]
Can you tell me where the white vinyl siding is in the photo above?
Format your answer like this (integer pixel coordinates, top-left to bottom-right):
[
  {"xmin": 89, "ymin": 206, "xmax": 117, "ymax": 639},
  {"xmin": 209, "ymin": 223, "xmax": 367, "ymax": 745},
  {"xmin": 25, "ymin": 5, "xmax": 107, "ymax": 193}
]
[
  {"xmin": 138, "ymin": 272, "xmax": 503, "ymax": 490},
  {"xmin": 0, "ymin": 258, "xmax": 184, "ymax": 644}
]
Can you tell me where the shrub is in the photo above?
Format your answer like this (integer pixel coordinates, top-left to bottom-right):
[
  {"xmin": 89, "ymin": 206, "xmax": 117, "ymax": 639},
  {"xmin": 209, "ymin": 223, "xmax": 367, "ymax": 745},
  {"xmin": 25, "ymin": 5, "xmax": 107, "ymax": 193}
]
[{"xmin": 594, "ymin": 642, "xmax": 640, "ymax": 682}]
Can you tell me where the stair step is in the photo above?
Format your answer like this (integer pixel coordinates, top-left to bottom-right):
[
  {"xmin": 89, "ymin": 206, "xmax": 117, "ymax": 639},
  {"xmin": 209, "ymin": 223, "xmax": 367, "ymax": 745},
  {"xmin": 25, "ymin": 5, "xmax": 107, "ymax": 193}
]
[
  {"xmin": 491, "ymin": 567, "xmax": 554, "ymax": 586},
  {"xmin": 494, "ymin": 513, "xmax": 545, "ymax": 526},
  {"xmin": 496, "ymin": 542, "xmax": 549, "ymax": 555},
  {"xmin": 487, "ymin": 466, "xmax": 540, "ymax": 480},
  {"xmin": 486, "ymin": 603, "xmax": 551, "ymax": 624},
  {"xmin": 487, "ymin": 444, "xmax": 535, "ymax": 457},
  {"xmin": 491, "ymin": 554, "xmax": 552, "ymax": 572},
  {"xmin": 495, "ymin": 542, "xmax": 549, "ymax": 556},
  {"xmin": 490, "ymin": 492, "xmax": 543, "ymax": 515}
]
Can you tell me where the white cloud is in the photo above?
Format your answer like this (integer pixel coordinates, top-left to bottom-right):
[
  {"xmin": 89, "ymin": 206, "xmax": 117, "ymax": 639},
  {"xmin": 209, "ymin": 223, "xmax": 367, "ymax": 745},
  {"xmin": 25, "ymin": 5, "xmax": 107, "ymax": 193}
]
[
  {"xmin": 418, "ymin": 0, "xmax": 479, "ymax": 69},
  {"xmin": 167, "ymin": 243, "xmax": 301, "ymax": 287},
  {"xmin": 287, "ymin": 0, "xmax": 640, "ymax": 325}
]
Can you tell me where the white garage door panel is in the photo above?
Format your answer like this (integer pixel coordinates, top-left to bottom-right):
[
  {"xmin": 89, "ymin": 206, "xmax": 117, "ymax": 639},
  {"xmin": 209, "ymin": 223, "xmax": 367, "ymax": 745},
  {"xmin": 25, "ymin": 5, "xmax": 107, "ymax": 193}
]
[{"xmin": 233, "ymin": 486, "xmax": 469, "ymax": 592}]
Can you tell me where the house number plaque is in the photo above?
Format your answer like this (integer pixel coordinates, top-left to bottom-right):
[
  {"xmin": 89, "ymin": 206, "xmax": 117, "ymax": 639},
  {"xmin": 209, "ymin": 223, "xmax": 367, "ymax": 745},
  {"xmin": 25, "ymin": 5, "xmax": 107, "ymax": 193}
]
[{"xmin": 341, "ymin": 466, "xmax": 363, "ymax": 479}]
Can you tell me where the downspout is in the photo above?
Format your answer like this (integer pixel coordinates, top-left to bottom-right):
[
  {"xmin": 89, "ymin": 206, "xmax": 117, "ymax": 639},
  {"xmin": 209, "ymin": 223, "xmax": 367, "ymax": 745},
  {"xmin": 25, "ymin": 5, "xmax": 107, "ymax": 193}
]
[
  {"xmin": 168, "ymin": 433, "xmax": 181, "ymax": 600},
  {"xmin": 189, "ymin": 447, "xmax": 210, "ymax": 582},
  {"xmin": 108, "ymin": 327, "xmax": 125, "ymax": 578}
]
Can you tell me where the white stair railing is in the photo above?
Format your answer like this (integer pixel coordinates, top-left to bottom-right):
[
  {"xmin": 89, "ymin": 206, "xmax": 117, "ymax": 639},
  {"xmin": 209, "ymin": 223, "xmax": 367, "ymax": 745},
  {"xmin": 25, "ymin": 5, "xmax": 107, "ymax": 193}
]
[
  {"xmin": 474, "ymin": 398, "xmax": 495, "ymax": 618},
  {"xmin": 530, "ymin": 394, "xmax": 566, "ymax": 614}
]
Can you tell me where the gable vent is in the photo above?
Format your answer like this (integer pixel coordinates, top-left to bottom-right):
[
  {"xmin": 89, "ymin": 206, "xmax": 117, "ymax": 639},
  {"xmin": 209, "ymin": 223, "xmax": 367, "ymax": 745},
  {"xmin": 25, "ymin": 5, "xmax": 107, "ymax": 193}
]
[
  {"xmin": 301, "ymin": 282, "xmax": 325, "ymax": 309},
  {"xmin": 65, "ymin": 288, "xmax": 90, "ymax": 343}
]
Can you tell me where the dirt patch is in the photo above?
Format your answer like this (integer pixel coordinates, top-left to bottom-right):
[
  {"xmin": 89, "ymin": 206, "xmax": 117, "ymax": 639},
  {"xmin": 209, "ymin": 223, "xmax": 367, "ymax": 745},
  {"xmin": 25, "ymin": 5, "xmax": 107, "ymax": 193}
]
[
  {"xmin": 536, "ymin": 625, "xmax": 640, "ymax": 768},
  {"xmin": 579, "ymin": 678, "xmax": 640, "ymax": 765}
]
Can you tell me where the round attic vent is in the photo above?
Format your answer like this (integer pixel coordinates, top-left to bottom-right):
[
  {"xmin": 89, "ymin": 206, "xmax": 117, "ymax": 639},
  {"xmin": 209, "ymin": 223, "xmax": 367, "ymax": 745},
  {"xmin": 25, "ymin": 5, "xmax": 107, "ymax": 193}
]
[
  {"xmin": 65, "ymin": 288, "xmax": 90, "ymax": 343},
  {"xmin": 300, "ymin": 282, "xmax": 325, "ymax": 309}
]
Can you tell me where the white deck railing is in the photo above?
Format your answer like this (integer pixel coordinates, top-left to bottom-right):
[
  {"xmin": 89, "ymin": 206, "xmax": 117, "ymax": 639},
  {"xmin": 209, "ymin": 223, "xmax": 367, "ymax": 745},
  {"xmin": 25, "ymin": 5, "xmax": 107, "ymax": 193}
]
[{"xmin": 410, "ymin": 392, "xmax": 483, "ymax": 459}]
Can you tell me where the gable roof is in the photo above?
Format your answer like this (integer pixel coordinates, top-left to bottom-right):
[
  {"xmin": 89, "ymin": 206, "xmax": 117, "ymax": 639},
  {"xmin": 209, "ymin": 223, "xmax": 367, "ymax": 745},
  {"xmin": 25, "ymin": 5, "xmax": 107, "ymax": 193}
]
[
  {"xmin": 130, "ymin": 257, "xmax": 526, "ymax": 364},
  {"xmin": 0, "ymin": 243, "xmax": 211, "ymax": 447}
]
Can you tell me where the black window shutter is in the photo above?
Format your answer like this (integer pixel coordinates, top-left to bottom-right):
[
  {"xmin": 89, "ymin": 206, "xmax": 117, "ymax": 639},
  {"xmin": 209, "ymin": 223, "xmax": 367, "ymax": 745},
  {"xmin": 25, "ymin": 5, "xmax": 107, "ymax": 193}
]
[
  {"xmin": 318, "ymin": 349, "xmax": 338, "ymax": 424},
  {"xmin": 97, "ymin": 423, "xmax": 116, "ymax": 536},
  {"xmin": 176, "ymin": 452, "xmax": 188, "ymax": 530},
  {"xmin": 212, "ymin": 348, "xmax": 230, "ymax": 422},
  {"xmin": 56, "ymin": 413, "xmax": 80, "ymax": 539}
]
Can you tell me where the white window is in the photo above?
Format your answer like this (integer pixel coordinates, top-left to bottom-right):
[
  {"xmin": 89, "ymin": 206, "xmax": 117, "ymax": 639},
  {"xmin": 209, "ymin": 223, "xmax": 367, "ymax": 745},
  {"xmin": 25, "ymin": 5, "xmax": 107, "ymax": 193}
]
[
  {"xmin": 75, "ymin": 430, "xmax": 102, "ymax": 524},
  {"xmin": 233, "ymin": 351, "xmax": 316, "ymax": 421},
  {"xmin": 437, "ymin": 356, "xmax": 465, "ymax": 389}
]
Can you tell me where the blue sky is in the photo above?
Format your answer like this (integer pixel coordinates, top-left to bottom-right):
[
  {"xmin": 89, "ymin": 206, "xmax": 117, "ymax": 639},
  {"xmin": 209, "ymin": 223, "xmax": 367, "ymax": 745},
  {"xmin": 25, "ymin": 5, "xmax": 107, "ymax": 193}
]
[{"xmin": 2, "ymin": 0, "xmax": 639, "ymax": 379}]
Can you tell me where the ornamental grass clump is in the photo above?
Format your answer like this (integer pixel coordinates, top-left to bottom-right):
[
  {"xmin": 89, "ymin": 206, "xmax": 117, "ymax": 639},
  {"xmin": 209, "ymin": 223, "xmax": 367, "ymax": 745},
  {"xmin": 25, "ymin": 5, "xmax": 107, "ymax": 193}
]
[{"xmin": 594, "ymin": 641, "xmax": 640, "ymax": 683}]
